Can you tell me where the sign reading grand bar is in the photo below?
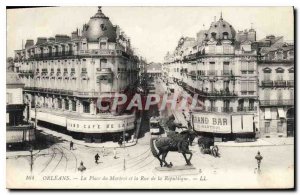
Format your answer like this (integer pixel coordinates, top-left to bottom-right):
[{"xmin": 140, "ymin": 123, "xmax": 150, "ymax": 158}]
[{"xmin": 193, "ymin": 113, "xmax": 231, "ymax": 133}]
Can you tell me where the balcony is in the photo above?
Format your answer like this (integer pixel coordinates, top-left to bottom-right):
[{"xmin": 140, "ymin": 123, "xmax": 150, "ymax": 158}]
[
  {"xmin": 221, "ymin": 107, "xmax": 233, "ymax": 112},
  {"xmin": 204, "ymin": 107, "xmax": 218, "ymax": 112},
  {"xmin": 207, "ymin": 70, "xmax": 217, "ymax": 76},
  {"xmin": 274, "ymin": 80, "xmax": 286, "ymax": 87},
  {"xmin": 238, "ymin": 106, "xmax": 258, "ymax": 112},
  {"xmin": 74, "ymin": 49, "xmax": 123, "ymax": 56},
  {"xmin": 260, "ymin": 99, "xmax": 294, "ymax": 107},
  {"xmin": 221, "ymin": 70, "xmax": 233, "ymax": 76},
  {"xmin": 261, "ymin": 80, "xmax": 273, "ymax": 87},
  {"xmin": 6, "ymin": 124, "xmax": 34, "ymax": 131},
  {"xmin": 199, "ymin": 90, "xmax": 237, "ymax": 98},
  {"xmin": 96, "ymin": 68, "xmax": 112, "ymax": 75}
]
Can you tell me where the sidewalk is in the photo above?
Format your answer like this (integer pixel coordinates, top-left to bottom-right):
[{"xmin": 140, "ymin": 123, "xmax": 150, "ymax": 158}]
[
  {"xmin": 215, "ymin": 137, "xmax": 294, "ymax": 147},
  {"xmin": 37, "ymin": 125, "xmax": 138, "ymax": 149}
]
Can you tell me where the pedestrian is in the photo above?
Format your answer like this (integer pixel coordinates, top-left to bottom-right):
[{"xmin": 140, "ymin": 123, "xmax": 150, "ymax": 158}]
[
  {"xmin": 70, "ymin": 141, "xmax": 74, "ymax": 150},
  {"xmin": 118, "ymin": 137, "xmax": 123, "ymax": 147},
  {"xmin": 78, "ymin": 161, "xmax": 86, "ymax": 172},
  {"xmin": 113, "ymin": 148, "xmax": 117, "ymax": 159},
  {"xmin": 95, "ymin": 153, "xmax": 100, "ymax": 164}
]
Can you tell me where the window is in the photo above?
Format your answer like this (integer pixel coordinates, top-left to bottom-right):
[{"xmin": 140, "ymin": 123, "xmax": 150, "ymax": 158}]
[
  {"xmin": 248, "ymin": 82, "xmax": 255, "ymax": 92},
  {"xmin": 265, "ymin": 122, "xmax": 270, "ymax": 133},
  {"xmin": 83, "ymin": 101, "xmax": 90, "ymax": 113},
  {"xmin": 100, "ymin": 59, "xmax": 107, "ymax": 68},
  {"xmin": 58, "ymin": 99, "xmax": 62, "ymax": 109},
  {"xmin": 223, "ymin": 32, "xmax": 229, "ymax": 39},
  {"xmin": 241, "ymin": 82, "xmax": 248, "ymax": 92},
  {"xmin": 249, "ymin": 99, "xmax": 255, "ymax": 110},
  {"xmin": 211, "ymin": 32, "xmax": 217, "ymax": 39},
  {"xmin": 264, "ymin": 73, "xmax": 271, "ymax": 81},
  {"xmin": 6, "ymin": 93, "xmax": 12, "ymax": 104},
  {"xmin": 290, "ymin": 89, "xmax": 294, "ymax": 100},
  {"xmin": 238, "ymin": 99, "xmax": 244, "ymax": 111},
  {"xmin": 81, "ymin": 68, "xmax": 87, "ymax": 73},
  {"xmin": 277, "ymin": 73, "xmax": 283, "ymax": 81},
  {"xmin": 72, "ymin": 100, "xmax": 76, "ymax": 111},
  {"xmin": 241, "ymin": 62, "xmax": 247, "ymax": 74},
  {"xmin": 223, "ymin": 100, "xmax": 230, "ymax": 111},
  {"xmin": 248, "ymin": 62, "xmax": 255, "ymax": 74},
  {"xmin": 210, "ymin": 100, "xmax": 216, "ymax": 111},
  {"xmin": 223, "ymin": 61, "xmax": 230, "ymax": 75},
  {"xmin": 264, "ymin": 89, "xmax": 271, "ymax": 101},
  {"xmin": 223, "ymin": 45, "xmax": 231, "ymax": 54},
  {"xmin": 100, "ymin": 42, "xmax": 106, "ymax": 49},
  {"xmin": 65, "ymin": 100, "xmax": 69, "ymax": 110},
  {"xmin": 277, "ymin": 121, "xmax": 283, "ymax": 133}
]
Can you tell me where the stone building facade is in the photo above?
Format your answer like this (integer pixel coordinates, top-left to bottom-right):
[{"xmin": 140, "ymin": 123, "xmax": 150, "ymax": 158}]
[{"xmin": 13, "ymin": 7, "xmax": 140, "ymax": 142}]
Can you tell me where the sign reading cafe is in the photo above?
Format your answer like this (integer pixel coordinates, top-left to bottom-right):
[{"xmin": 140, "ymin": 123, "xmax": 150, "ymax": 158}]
[{"xmin": 192, "ymin": 113, "xmax": 231, "ymax": 133}]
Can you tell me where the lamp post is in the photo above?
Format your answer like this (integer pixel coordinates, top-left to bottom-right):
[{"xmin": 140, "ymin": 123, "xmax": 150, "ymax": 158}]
[
  {"xmin": 123, "ymin": 120, "xmax": 126, "ymax": 171},
  {"xmin": 255, "ymin": 151, "xmax": 263, "ymax": 173}
]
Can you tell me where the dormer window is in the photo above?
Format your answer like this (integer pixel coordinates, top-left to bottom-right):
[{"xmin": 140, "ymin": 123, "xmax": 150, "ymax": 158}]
[
  {"xmin": 100, "ymin": 42, "xmax": 107, "ymax": 49},
  {"xmin": 100, "ymin": 24, "xmax": 107, "ymax": 31},
  {"xmin": 211, "ymin": 32, "xmax": 217, "ymax": 39},
  {"xmin": 263, "ymin": 67, "xmax": 272, "ymax": 73},
  {"xmin": 288, "ymin": 67, "xmax": 294, "ymax": 73},
  {"xmin": 223, "ymin": 32, "xmax": 229, "ymax": 39},
  {"xmin": 275, "ymin": 67, "xmax": 284, "ymax": 73}
]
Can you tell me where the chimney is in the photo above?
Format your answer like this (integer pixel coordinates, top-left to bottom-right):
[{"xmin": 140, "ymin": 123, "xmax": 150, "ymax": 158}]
[
  {"xmin": 71, "ymin": 30, "xmax": 79, "ymax": 40},
  {"xmin": 48, "ymin": 37, "xmax": 55, "ymax": 42},
  {"xmin": 55, "ymin": 34, "xmax": 71, "ymax": 42},
  {"xmin": 36, "ymin": 37, "xmax": 47, "ymax": 45}
]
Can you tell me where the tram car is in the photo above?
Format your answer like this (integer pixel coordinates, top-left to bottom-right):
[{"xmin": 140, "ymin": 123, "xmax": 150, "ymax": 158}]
[{"xmin": 150, "ymin": 116, "xmax": 163, "ymax": 136}]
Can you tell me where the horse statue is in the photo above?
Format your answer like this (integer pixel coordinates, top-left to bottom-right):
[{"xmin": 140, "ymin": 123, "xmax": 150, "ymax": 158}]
[{"xmin": 150, "ymin": 130, "xmax": 196, "ymax": 167}]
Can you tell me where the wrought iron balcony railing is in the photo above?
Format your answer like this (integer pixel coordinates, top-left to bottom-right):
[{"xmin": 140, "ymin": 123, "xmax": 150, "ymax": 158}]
[
  {"xmin": 274, "ymin": 80, "xmax": 286, "ymax": 87},
  {"xmin": 261, "ymin": 80, "xmax": 273, "ymax": 87},
  {"xmin": 260, "ymin": 99, "xmax": 294, "ymax": 106}
]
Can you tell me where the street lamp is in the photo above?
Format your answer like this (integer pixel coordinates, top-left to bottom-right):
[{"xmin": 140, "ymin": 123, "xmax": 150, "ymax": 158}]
[
  {"xmin": 255, "ymin": 151, "xmax": 263, "ymax": 173},
  {"xmin": 123, "ymin": 120, "xmax": 126, "ymax": 171},
  {"xmin": 29, "ymin": 146, "xmax": 33, "ymax": 173}
]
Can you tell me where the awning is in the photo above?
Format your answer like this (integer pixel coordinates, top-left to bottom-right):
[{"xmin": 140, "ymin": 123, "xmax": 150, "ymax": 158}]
[
  {"xmin": 265, "ymin": 108, "xmax": 271, "ymax": 120},
  {"xmin": 278, "ymin": 108, "xmax": 285, "ymax": 118}
]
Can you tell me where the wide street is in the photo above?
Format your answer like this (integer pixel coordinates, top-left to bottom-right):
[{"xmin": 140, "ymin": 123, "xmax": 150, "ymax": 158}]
[{"xmin": 6, "ymin": 79, "xmax": 294, "ymax": 189}]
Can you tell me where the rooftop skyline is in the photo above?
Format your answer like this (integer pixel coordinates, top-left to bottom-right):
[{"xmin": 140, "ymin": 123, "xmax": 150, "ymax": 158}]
[{"xmin": 7, "ymin": 6, "xmax": 294, "ymax": 62}]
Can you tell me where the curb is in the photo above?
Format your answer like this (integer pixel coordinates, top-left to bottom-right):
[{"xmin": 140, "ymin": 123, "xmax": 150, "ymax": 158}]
[{"xmin": 215, "ymin": 143, "xmax": 294, "ymax": 148}]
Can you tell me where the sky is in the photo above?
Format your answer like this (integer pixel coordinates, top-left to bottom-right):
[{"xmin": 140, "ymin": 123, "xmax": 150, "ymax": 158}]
[{"xmin": 7, "ymin": 6, "xmax": 294, "ymax": 62}]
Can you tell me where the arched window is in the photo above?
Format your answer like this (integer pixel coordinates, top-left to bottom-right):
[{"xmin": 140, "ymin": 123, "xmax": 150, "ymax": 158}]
[{"xmin": 223, "ymin": 32, "xmax": 229, "ymax": 39}]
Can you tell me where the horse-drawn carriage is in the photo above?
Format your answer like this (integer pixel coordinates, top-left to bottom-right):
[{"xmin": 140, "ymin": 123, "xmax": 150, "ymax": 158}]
[{"xmin": 197, "ymin": 136, "xmax": 219, "ymax": 157}]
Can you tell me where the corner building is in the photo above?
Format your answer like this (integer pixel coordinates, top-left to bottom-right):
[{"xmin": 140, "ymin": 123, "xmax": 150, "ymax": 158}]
[
  {"xmin": 257, "ymin": 36, "xmax": 294, "ymax": 138},
  {"xmin": 164, "ymin": 15, "xmax": 259, "ymax": 140},
  {"xmin": 14, "ymin": 7, "xmax": 140, "ymax": 142}
]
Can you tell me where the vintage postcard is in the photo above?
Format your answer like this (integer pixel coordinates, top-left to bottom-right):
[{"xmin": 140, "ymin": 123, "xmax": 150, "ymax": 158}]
[{"xmin": 6, "ymin": 6, "xmax": 294, "ymax": 189}]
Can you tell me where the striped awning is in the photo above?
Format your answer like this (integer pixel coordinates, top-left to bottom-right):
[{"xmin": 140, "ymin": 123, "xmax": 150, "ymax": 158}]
[
  {"xmin": 278, "ymin": 108, "xmax": 285, "ymax": 118},
  {"xmin": 264, "ymin": 108, "xmax": 271, "ymax": 120}
]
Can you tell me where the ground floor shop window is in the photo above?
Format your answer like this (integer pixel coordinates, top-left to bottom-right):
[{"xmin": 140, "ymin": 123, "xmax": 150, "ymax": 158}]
[
  {"xmin": 58, "ymin": 99, "xmax": 62, "ymax": 109},
  {"xmin": 265, "ymin": 122, "xmax": 270, "ymax": 134},
  {"xmin": 277, "ymin": 121, "xmax": 283, "ymax": 133},
  {"xmin": 83, "ymin": 101, "xmax": 90, "ymax": 113},
  {"xmin": 72, "ymin": 101, "xmax": 76, "ymax": 111}
]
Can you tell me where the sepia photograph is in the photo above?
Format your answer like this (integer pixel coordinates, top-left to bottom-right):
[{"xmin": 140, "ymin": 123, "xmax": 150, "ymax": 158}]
[{"xmin": 5, "ymin": 5, "xmax": 295, "ymax": 189}]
